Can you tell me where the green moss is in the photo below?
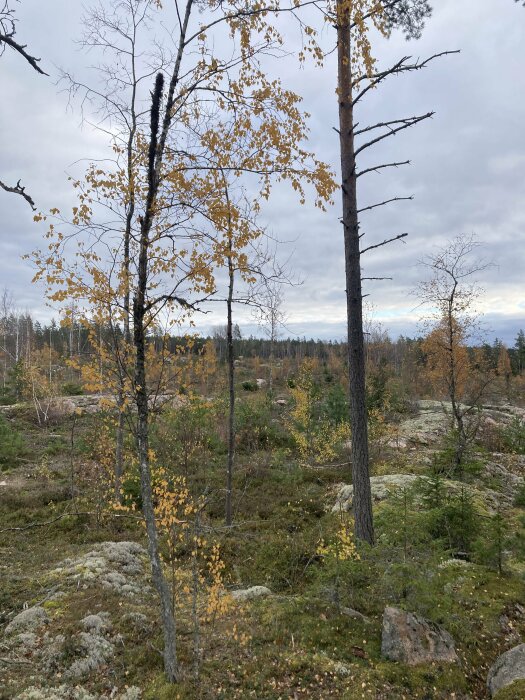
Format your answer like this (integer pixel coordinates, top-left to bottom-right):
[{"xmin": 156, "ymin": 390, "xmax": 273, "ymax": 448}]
[{"xmin": 493, "ymin": 680, "xmax": 525, "ymax": 700}]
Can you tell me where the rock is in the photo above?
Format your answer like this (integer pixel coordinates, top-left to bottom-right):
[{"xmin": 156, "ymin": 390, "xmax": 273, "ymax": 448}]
[
  {"xmin": 52, "ymin": 541, "xmax": 147, "ymax": 596},
  {"xmin": 381, "ymin": 606, "xmax": 458, "ymax": 666},
  {"xmin": 340, "ymin": 606, "xmax": 369, "ymax": 622},
  {"xmin": 333, "ymin": 474, "xmax": 500, "ymax": 514},
  {"xmin": 231, "ymin": 585, "xmax": 272, "ymax": 602},
  {"xmin": 487, "ymin": 644, "xmax": 525, "ymax": 697},
  {"xmin": 15, "ymin": 686, "xmax": 141, "ymax": 700},
  {"xmin": 256, "ymin": 378, "xmax": 267, "ymax": 388},
  {"xmin": 5, "ymin": 606, "xmax": 49, "ymax": 635},
  {"xmin": 274, "ymin": 399, "xmax": 287, "ymax": 407},
  {"xmin": 333, "ymin": 474, "xmax": 421, "ymax": 512},
  {"xmin": 15, "ymin": 687, "xmax": 97, "ymax": 700},
  {"xmin": 386, "ymin": 437, "xmax": 408, "ymax": 449},
  {"xmin": 483, "ymin": 462, "xmax": 524, "ymax": 503},
  {"xmin": 14, "ymin": 632, "xmax": 39, "ymax": 649}
]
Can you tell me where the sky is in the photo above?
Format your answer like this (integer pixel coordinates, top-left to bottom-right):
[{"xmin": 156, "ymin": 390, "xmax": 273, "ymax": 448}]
[{"xmin": 1, "ymin": 0, "xmax": 524, "ymax": 345}]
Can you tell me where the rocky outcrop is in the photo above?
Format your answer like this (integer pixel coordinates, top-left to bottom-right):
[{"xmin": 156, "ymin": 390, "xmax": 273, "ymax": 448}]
[
  {"xmin": 381, "ymin": 606, "xmax": 458, "ymax": 666},
  {"xmin": 231, "ymin": 585, "xmax": 272, "ymax": 602},
  {"xmin": 487, "ymin": 644, "xmax": 525, "ymax": 697},
  {"xmin": 51, "ymin": 541, "xmax": 147, "ymax": 596},
  {"xmin": 333, "ymin": 474, "xmax": 500, "ymax": 514},
  {"xmin": 333, "ymin": 474, "xmax": 421, "ymax": 512}
]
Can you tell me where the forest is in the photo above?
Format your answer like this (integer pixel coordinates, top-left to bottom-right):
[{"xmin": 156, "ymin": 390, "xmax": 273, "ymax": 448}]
[{"xmin": 1, "ymin": 1, "xmax": 525, "ymax": 699}]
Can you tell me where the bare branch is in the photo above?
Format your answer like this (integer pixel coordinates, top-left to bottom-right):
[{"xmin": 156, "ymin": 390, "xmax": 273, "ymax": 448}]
[
  {"xmin": 0, "ymin": 28, "xmax": 47, "ymax": 75},
  {"xmin": 361, "ymin": 232, "xmax": 408, "ymax": 254},
  {"xmin": 356, "ymin": 160, "xmax": 410, "ymax": 178},
  {"xmin": 352, "ymin": 51, "xmax": 459, "ymax": 106},
  {"xmin": 0, "ymin": 178, "xmax": 36, "ymax": 210},
  {"xmin": 357, "ymin": 196, "xmax": 413, "ymax": 214},
  {"xmin": 354, "ymin": 113, "xmax": 434, "ymax": 157}
]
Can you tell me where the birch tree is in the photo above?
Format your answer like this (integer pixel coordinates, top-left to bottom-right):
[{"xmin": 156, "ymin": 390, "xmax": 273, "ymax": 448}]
[{"xmin": 31, "ymin": 0, "xmax": 334, "ymax": 681}]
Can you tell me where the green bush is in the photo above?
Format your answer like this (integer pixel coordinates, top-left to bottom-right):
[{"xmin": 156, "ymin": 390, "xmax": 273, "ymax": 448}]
[
  {"xmin": 0, "ymin": 385, "xmax": 16, "ymax": 405},
  {"xmin": 501, "ymin": 416, "xmax": 525, "ymax": 454},
  {"xmin": 241, "ymin": 380, "xmax": 258, "ymax": 392},
  {"xmin": 426, "ymin": 487, "xmax": 479, "ymax": 556},
  {"xmin": 322, "ymin": 383, "xmax": 347, "ymax": 426},
  {"xmin": 514, "ymin": 482, "xmax": 525, "ymax": 507},
  {"xmin": 0, "ymin": 414, "xmax": 25, "ymax": 468},
  {"xmin": 235, "ymin": 396, "xmax": 293, "ymax": 453},
  {"xmin": 62, "ymin": 382, "xmax": 84, "ymax": 396}
]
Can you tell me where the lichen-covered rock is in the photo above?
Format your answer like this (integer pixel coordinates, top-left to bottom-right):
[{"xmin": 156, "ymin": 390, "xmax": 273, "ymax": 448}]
[
  {"xmin": 333, "ymin": 475, "xmax": 421, "ymax": 512},
  {"xmin": 487, "ymin": 644, "xmax": 525, "ymax": 697},
  {"xmin": 15, "ymin": 686, "xmax": 141, "ymax": 700},
  {"xmin": 381, "ymin": 606, "xmax": 458, "ymax": 666},
  {"xmin": 333, "ymin": 474, "xmax": 499, "ymax": 514},
  {"xmin": 52, "ymin": 542, "xmax": 147, "ymax": 596},
  {"xmin": 118, "ymin": 689, "xmax": 142, "ymax": 700},
  {"xmin": 231, "ymin": 585, "xmax": 272, "ymax": 602},
  {"xmin": 15, "ymin": 686, "xmax": 96, "ymax": 700},
  {"xmin": 5, "ymin": 606, "xmax": 49, "ymax": 635}
]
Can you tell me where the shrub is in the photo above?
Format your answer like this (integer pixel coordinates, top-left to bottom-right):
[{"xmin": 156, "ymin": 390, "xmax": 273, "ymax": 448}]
[
  {"xmin": 426, "ymin": 487, "xmax": 479, "ymax": 556},
  {"xmin": 501, "ymin": 416, "xmax": 525, "ymax": 454},
  {"xmin": 236, "ymin": 396, "xmax": 290, "ymax": 452},
  {"xmin": 0, "ymin": 413, "xmax": 25, "ymax": 468},
  {"xmin": 241, "ymin": 380, "xmax": 258, "ymax": 392},
  {"xmin": 62, "ymin": 382, "xmax": 84, "ymax": 396},
  {"xmin": 514, "ymin": 482, "xmax": 525, "ymax": 508}
]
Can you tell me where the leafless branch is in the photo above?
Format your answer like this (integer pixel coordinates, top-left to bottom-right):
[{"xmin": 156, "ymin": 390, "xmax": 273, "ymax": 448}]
[
  {"xmin": 352, "ymin": 51, "xmax": 459, "ymax": 106},
  {"xmin": 357, "ymin": 196, "xmax": 413, "ymax": 214},
  {"xmin": 354, "ymin": 113, "xmax": 434, "ymax": 156},
  {"xmin": 361, "ymin": 232, "xmax": 408, "ymax": 254},
  {"xmin": 356, "ymin": 160, "xmax": 410, "ymax": 178},
  {"xmin": 0, "ymin": 178, "xmax": 36, "ymax": 210}
]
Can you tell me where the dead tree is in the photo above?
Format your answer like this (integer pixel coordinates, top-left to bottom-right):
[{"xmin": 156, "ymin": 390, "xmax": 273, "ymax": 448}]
[
  {"xmin": 0, "ymin": 1, "xmax": 47, "ymax": 209},
  {"xmin": 335, "ymin": 0, "xmax": 456, "ymax": 544}
]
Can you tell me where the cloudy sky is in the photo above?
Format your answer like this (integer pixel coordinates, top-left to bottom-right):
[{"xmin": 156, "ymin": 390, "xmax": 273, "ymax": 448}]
[{"xmin": 1, "ymin": 0, "xmax": 524, "ymax": 344}]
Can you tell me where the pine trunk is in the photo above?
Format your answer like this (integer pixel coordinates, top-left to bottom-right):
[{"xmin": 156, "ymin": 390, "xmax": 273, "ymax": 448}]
[{"xmin": 337, "ymin": 2, "xmax": 374, "ymax": 545}]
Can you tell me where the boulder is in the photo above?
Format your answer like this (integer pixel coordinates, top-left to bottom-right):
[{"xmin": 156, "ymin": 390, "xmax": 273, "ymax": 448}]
[
  {"xmin": 231, "ymin": 585, "xmax": 272, "ymax": 602},
  {"xmin": 487, "ymin": 644, "xmax": 525, "ymax": 697},
  {"xmin": 256, "ymin": 378, "xmax": 267, "ymax": 389},
  {"xmin": 333, "ymin": 474, "xmax": 420, "ymax": 512},
  {"xmin": 381, "ymin": 606, "xmax": 458, "ymax": 666}
]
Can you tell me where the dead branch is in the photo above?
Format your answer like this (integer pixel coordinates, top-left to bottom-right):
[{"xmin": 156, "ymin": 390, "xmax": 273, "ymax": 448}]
[
  {"xmin": 352, "ymin": 51, "xmax": 459, "ymax": 106},
  {"xmin": 356, "ymin": 160, "xmax": 410, "ymax": 178},
  {"xmin": 361, "ymin": 232, "xmax": 408, "ymax": 255},
  {"xmin": 0, "ymin": 178, "xmax": 36, "ymax": 210},
  {"xmin": 357, "ymin": 196, "xmax": 413, "ymax": 214},
  {"xmin": 0, "ymin": 31, "xmax": 47, "ymax": 75},
  {"xmin": 354, "ymin": 113, "xmax": 434, "ymax": 157}
]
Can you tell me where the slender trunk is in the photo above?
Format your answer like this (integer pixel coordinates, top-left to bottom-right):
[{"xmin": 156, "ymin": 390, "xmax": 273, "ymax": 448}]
[
  {"xmin": 337, "ymin": 1, "xmax": 374, "ymax": 544},
  {"xmin": 446, "ymin": 292, "xmax": 465, "ymax": 473},
  {"xmin": 115, "ymin": 38, "xmax": 138, "ymax": 502},
  {"xmin": 225, "ymin": 236, "xmax": 235, "ymax": 526},
  {"xmin": 132, "ymin": 72, "xmax": 178, "ymax": 683}
]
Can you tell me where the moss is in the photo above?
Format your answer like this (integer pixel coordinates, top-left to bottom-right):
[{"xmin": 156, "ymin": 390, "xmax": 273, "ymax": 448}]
[{"xmin": 493, "ymin": 680, "xmax": 525, "ymax": 700}]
